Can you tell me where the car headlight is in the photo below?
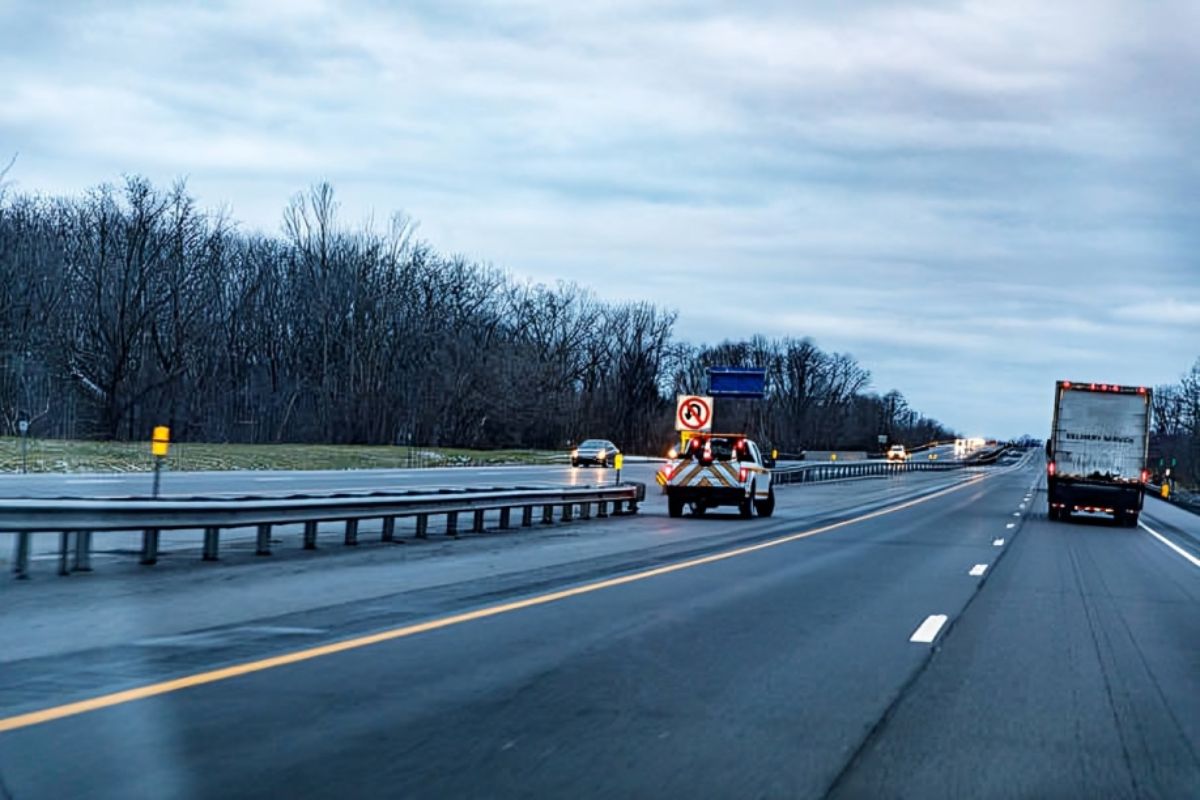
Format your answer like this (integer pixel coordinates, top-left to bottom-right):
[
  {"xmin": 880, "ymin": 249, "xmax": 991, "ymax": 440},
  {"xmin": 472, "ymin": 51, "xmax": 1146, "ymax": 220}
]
[{"xmin": 597, "ymin": 449, "xmax": 606, "ymax": 458}]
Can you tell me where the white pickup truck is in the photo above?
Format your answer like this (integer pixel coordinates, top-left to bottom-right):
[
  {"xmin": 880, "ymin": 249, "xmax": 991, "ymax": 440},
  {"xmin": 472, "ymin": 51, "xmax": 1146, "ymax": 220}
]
[{"xmin": 661, "ymin": 433, "xmax": 775, "ymax": 519}]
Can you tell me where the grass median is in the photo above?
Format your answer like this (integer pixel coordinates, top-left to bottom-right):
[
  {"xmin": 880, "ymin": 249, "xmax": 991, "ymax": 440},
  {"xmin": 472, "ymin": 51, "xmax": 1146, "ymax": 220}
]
[{"xmin": 0, "ymin": 437, "xmax": 565, "ymax": 474}]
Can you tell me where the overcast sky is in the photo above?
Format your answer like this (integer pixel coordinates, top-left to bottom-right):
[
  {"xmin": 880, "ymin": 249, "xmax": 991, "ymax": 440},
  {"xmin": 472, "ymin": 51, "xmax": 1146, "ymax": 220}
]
[{"xmin": 2, "ymin": 0, "xmax": 1198, "ymax": 437}]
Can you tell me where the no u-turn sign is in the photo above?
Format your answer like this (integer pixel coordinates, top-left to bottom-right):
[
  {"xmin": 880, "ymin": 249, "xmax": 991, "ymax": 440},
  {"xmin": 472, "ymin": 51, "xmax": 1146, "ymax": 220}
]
[{"xmin": 676, "ymin": 395, "xmax": 713, "ymax": 432}]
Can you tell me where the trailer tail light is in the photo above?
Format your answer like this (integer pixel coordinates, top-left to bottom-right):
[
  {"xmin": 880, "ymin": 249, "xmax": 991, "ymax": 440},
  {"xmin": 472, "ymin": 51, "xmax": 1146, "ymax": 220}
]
[
  {"xmin": 1062, "ymin": 381, "xmax": 1071, "ymax": 389},
  {"xmin": 1141, "ymin": 469, "xmax": 1149, "ymax": 483},
  {"xmin": 1137, "ymin": 386, "xmax": 1147, "ymax": 394},
  {"xmin": 1090, "ymin": 383, "xmax": 1097, "ymax": 390},
  {"xmin": 1048, "ymin": 462, "xmax": 1056, "ymax": 476}
]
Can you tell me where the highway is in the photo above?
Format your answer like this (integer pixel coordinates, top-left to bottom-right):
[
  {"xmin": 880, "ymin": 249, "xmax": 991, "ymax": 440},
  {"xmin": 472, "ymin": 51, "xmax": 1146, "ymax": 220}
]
[
  {"xmin": 0, "ymin": 462, "xmax": 660, "ymax": 499},
  {"xmin": 0, "ymin": 444, "xmax": 959, "ymax": 500},
  {"xmin": 1, "ymin": 453, "xmax": 1196, "ymax": 798}
]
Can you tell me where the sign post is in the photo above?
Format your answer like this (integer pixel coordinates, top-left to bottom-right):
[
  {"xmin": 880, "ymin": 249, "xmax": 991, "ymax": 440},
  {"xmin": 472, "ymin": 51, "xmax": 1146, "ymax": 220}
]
[
  {"xmin": 18, "ymin": 420, "xmax": 28, "ymax": 474},
  {"xmin": 151, "ymin": 426, "xmax": 170, "ymax": 498}
]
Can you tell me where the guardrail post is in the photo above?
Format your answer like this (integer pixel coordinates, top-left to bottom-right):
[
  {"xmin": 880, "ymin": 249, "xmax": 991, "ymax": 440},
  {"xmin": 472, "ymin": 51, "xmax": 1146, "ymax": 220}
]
[
  {"xmin": 597, "ymin": 501, "xmax": 608, "ymax": 518},
  {"xmin": 257, "ymin": 523, "xmax": 272, "ymax": 556},
  {"xmin": 542, "ymin": 505, "xmax": 554, "ymax": 524},
  {"xmin": 446, "ymin": 512, "xmax": 458, "ymax": 537},
  {"xmin": 14, "ymin": 532, "xmax": 30, "ymax": 579},
  {"xmin": 58, "ymin": 532, "xmax": 73, "ymax": 576},
  {"xmin": 473, "ymin": 509, "xmax": 486, "ymax": 533},
  {"xmin": 303, "ymin": 521, "xmax": 318, "ymax": 550},
  {"xmin": 74, "ymin": 530, "xmax": 92, "ymax": 572},
  {"xmin": 344, "ymin": 519, "xmax": 358, "ymax": 546},
  {"xmin": 499, "ymin": 507, "xmax": 511, "ymax": 530},
  {"xmin": 562, "ymin": 503, "xmax": 574, "ymax": 522},
  {"xmin": 415, "ymin": 514, "xmax": 429, "ymax": 539},
  {"xmin": 628, "ymin": 496, "xmax": 640, "ymax": 514},
  {"xmin": 203, "ymin": 527, "xmax": 220, "ymax": 561},
  {"xmin": 382, "ymin": 517, "xmax": 395, "ymax": 542},
  {"xmin": 141, "ymin": 529, "xmax": 159, "ymax": 565},
  {"xmin": 580, "ymin": 502, "xmax": 591, "ymax": 520},
  {"xmin": 522, "ymin": 506, "xmax": 534, "ymax": 527}
]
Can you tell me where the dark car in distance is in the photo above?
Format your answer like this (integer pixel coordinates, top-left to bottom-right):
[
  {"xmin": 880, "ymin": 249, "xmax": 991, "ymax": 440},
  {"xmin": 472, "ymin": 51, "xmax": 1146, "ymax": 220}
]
[{"xmin": 571, "ymin": 439, "xmax": 620, "ymax": 468}]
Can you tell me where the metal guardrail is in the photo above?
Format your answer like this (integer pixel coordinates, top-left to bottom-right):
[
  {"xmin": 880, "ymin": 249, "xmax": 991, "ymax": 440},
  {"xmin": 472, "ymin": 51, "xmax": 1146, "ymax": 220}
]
[
  {"xmin": 772, "ymin": 447, "xmax": 1011, "ymax": 486},
  {"xmin": 4, "ymin": 483, "xmax": 646, "ymax": 579}
]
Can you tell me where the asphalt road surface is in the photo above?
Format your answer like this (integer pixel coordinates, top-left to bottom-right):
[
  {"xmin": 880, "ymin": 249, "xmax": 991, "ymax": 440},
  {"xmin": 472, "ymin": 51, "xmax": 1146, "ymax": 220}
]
[
  {"xmin": 0, "ymin": 444, "xmax": 960, "ymax": 500},
  {"xmin": 1, "ymin": 454, "xmax": 1196, "ymax": 798},
  {"xmin": 0, "ymin": 462, "xmax": 663, "ymax": 499}
]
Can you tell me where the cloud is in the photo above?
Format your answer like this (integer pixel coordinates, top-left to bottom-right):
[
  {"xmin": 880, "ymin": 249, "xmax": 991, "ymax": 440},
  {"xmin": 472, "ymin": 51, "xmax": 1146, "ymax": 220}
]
[{"xmin": 1, "ymin": 0, "xmax": 1197, "ymax": 436}]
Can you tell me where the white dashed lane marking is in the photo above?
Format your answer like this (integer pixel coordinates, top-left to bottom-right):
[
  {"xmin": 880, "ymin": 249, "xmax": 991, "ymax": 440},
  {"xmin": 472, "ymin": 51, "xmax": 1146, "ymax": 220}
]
[{"xmin": 910, "ymin": 615, "xmax": 949, "ymax": 644}]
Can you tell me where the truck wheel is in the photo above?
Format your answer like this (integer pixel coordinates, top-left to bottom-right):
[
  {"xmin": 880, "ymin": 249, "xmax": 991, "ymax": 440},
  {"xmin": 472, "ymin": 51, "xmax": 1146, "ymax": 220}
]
[
  {"xmin": 755, "ymin": 486, "xmax": 775, "ymax": 518},
  {"xmin": 739, "ymin": 485, "xmax": 754, "ymax": 519},
  {"xmin": 668, "ymin": 496, "xmax": 683, "ymax": 518},
  {"xmin": 1123, "ymin": 511, "xmax": 1139, "ymax": 528}
]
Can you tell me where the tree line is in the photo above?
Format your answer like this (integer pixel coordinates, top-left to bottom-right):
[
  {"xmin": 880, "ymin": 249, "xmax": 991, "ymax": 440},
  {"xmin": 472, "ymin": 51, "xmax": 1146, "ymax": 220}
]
[
  {"xmin": 0, "ymin": 175, "xmax": 954, "ymax": 455},
  {"xmin": 1152, "ymin": 359, "xmax": 1200, "ymax": 488}
]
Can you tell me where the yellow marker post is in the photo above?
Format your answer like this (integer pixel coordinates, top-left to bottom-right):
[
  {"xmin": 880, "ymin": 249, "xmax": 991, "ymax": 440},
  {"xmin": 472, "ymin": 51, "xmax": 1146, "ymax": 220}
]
[
  {"xmin": 151, "ymin": 426, "xmax": 170, "ymax": 457},
  {"xmin": 831, "ymin": 453, "xmax": 838, "ymax": 462},
  {"xmin": 614, "ymin": 453, "xmax": 624, "ymax": 485},
  {"xmin": 1161, "ymin": 484, "xmax": 1169, "ymax": 499},
  {"xmin": 151, "ymin": 426, "xmax": 170, "ymax": 497}
]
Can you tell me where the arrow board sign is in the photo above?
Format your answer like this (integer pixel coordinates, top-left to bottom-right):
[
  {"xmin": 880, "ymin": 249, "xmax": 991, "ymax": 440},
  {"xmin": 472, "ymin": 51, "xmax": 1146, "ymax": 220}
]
[{"xmin": 676, "ymin": 395, "xmax": 713, "ymax": 432}]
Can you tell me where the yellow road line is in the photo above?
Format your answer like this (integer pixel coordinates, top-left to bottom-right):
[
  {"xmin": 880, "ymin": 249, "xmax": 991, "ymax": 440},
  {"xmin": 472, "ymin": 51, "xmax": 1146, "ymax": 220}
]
[{"xmin": 0, "ymin": 473, "xmax": 987, "ymax": 735}]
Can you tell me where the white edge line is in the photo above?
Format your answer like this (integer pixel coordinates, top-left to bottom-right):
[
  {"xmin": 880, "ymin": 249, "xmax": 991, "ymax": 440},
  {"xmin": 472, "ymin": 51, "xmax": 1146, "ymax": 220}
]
[
  {"xmin": 1138, "ymin": 521, "xmax": 1200, "ymax": 568},
  {"xmin": 910, "ymin": 614, "xmax": 949, "ymax": 643}
]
